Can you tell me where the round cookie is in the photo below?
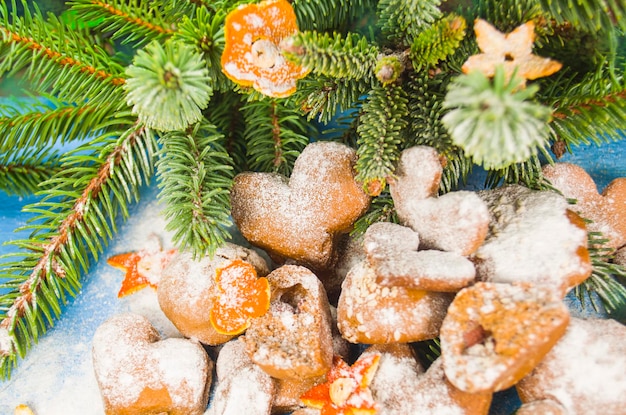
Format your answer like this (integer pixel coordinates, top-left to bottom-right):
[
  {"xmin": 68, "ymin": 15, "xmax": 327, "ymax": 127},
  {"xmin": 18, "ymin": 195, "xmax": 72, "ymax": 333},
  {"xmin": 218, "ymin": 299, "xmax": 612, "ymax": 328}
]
[
  {"xmin": 230, "ymin": 141, "xmax": 371, "ymax": 271},
  {"xmin": 337, "ymin": 261, "xmax": 453, "ymax": 344},
  {"xmin": 242, "ymin": 265, "xmax": 334, "ymax": 380},
  {"xmin": 92, "ymin": 313, "xmax": 212, "ymax": 415},
  {"xmin": 516, "ymin": 317, "xmax": 626, "ymax": 415},
  {"xmin": 543, "ymin": 162, "xmax": 626, "ymax": 250},
  {"xmin": 516, "ymin": 399, "xmax": 567, "ymax": 415},
  {"xmin": 440, "ymin": 282, "xmax": 570, "ymax": 394},
  {"xmin": 157, "ymin": 243, "xmax": 270, "ymax": 345},
  {"xmin": 474, "ymin": 185, "xmax": 592, "ymax": 297}
]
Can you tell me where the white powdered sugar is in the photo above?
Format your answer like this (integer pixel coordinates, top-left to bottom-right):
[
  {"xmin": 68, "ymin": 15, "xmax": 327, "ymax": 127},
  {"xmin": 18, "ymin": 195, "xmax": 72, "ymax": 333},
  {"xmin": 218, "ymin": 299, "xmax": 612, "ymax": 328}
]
[{"xmin": 517, "ymin": 317, "xmax": 626, "ymax": 414}]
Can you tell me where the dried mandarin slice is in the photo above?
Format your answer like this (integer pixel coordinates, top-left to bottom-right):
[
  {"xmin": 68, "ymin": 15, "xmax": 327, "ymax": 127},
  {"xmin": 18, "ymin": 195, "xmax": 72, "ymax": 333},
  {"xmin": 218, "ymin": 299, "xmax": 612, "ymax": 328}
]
[{"xmin": 209, "ymin": 259, "xmax": 271, "ymax": 335}]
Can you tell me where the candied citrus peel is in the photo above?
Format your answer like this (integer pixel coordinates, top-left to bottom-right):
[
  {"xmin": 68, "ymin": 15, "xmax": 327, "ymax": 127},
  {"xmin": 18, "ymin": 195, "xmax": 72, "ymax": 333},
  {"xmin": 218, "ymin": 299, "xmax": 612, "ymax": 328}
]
[
  {"xmin": 462, "ymin": 19, "xmax": 561, "ymax": 85},
  {"xmin": 301, "ymin": 353, "xmax": 381, "ymax": 415},
  {"xmin": 221, "ymin": 0, "xmax": 310, "ymax": 97},
  {"xmin": 209, "ymin": 259, "xmax": 271, "ymax": 335},
  {"xmin": 107, "ymin": 245, "xmax": 176, "ymax": 298}
]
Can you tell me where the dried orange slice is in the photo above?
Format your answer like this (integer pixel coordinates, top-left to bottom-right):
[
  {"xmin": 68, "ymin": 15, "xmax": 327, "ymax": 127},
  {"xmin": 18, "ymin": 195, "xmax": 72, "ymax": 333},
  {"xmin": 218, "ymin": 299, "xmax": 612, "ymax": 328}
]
[
  {"xmin": 301, "ymin": 353, "xmax": 381, "ymax": 415},
  {"xmin": 209, "ymin": 259, "xmax": 271, "ymax": 335}
]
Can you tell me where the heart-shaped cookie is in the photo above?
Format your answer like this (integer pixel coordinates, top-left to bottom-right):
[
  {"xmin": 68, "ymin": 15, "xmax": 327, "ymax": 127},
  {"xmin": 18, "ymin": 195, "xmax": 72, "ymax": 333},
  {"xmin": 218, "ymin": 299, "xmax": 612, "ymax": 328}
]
[
  {"xmin": 440, "ymin": 282, "xmax": 570, "ymax": 394},
  {"xmin": 542, "ymin": 162, "xmax": 626, "ymax": 250},
  {"xmin": 92, "ymin": 313, "xmax": 212, "ymax": 415},
  {"xmin": 389, "ymin": 146, "xmax": 490, "ymax": 256},
  {"xmin": 230, "ymin": 141, "xmax": 371, "ymax": 271},
  {"xmin": 364, "ymin": 221, "xmax": 476, "ymax": 291}
]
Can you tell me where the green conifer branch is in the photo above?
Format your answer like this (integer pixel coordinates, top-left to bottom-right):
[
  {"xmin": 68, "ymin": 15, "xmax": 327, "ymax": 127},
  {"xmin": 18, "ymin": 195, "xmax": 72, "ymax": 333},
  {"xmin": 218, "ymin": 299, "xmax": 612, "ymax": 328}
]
[
  {"xmin": 0, "ymin": 121, "xmax": 157, "ymax": 379},
  {"xmin": 242, "ymin": 99, "xmax": 311, "ymax": 175},
  {"xmin": 172, "ymin": 6, "xmax": 229, "ymax": 91},
  {"xmin": 156, "ymin": 120, "xmax": 234, "ymax": 259},
  {"xmin": 355, "ymin": 84, "xmax": 409, "ymax": 195},
  {"xmin": 0, "ymin": 99, "xmax": 114, "ymax": 151},
  {"xmin": 574, "ymin": 231, "xmax": 626, "ymax": 315},
  {"xmin": 546, "ymin": 70, "xmax": 626, "ymax": 150},
  {"xmin": 377, "ymin": 0, "xmax": 442, "ymax": 45},
  {"xmin": 293, "ymin": 0, "xmax": 374, "ymax": 32},
  {"xmin": 291, "ymin": 75, "xmax": 370, "ymax": 123},
  {"xmin": 282, "ymin": 31, "xmax": 379, "ymax": 82},
  {"xmin": 538, "ymin": 0, "xmax": 626, "ymax": 32},
  {"xmin": 410, "ymin": 14, "xmax": 467, "ymax": 70},
  {"xmin": 67, "ymin": 0, "xmax": 177, "ymax": 46},
  {"xmin": 442, "ymin": 68, "xmax": 553, "ymax": 170},
  {"xmin": 474, "ymin": 0, "xmax": 544, "ymax": 32},
  {"xmin": 0, "ymin": 148, "xmax": 61, "ymax": 196},
  {"xmin": 0, "ymin": 1, "xmax": 127, "ymax": 106}
]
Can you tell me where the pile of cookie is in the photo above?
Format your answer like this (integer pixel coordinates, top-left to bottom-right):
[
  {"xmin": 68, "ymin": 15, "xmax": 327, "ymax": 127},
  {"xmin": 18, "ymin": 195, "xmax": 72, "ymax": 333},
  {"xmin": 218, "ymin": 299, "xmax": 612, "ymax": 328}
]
[{"xmin": 92, "ymin": 142, "xmax": 626, "ymax": 415}]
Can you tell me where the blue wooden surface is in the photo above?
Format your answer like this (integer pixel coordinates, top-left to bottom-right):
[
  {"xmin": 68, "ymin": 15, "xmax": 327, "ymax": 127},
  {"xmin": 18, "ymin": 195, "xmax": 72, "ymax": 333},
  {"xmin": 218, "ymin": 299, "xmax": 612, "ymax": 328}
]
[{"xmin": 0, "ymin": 138, "xmax": 624, "ymax": 414}]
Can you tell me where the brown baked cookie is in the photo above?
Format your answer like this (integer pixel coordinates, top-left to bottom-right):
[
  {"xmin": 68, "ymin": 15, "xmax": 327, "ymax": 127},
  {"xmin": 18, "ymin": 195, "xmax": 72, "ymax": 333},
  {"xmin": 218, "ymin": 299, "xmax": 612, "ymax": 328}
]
[
  {"xmin": 230, "ymin": 141, "xmax": 370, "ymax": 271},
  {"xmin": 516, "ymin": 317, "xmax": 626, "ymax": 415},
  {"xmin": 389, "ymin": 146, "xmax": 490, "ymax": 256},
  {"xmin": 337, "ymin": 261, "xmax": 453, "ymax": 344},
  {"xmin": 157, "ymin": 243, "xmax": 270, "ymax": 345},
  {"xmin": 543, "ymin": 162, "xmax": 626, "ymax": 250},
  {"xmin": 440, "ymin": 282, "xmax": 570, "ymax": 394},
  {"xmin": 207, "ymin": 339, "xmax": 275, "ymax": 415},
  {"xmin": 359, "ymin": 343, "xmax": 424, "ymax": 415},
  {"xmin": 92, "ymin": 313, "xmax": 212, "ymax": 415},
  {"xmin": 515, "ymin": 399, "xmax": 567, "ymax": 415},
  {"xmin": 364, "ymin": 221, "xmax": 476, "ymax": 291},
  {"xmin": 242, "ymin": 265, "xmax": 334, "ymax": 380},
  {"xmin": 474, "ymin": 185, "xmax": 592, "ymax": 298}
]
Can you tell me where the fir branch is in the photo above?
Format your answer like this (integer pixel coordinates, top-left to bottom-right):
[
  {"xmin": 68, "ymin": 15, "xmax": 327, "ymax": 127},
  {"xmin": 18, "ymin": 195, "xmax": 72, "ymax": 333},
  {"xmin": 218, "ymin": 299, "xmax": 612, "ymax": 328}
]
[
  {"xmin": 242, "ymin": 99, "xmax": 311, "ymax": 175},
  {"xmin": 410, "ymin": 14, "xmax": 467, "ymax": 70},
  {"xmin": 293, "ymin": 0, "xmax": 374, "ymax": 32},
  {"xmin": 377, "ymin": 0, "xmax": 442, "ymax": 45},
  {"xmin": 156, "ymin": 120, "xmax": 234, "ymax": 259},
  {"xmin": 282, "ymin": 31, "xmax": 379, "ymax": 82},
  {"xmin": 538, "ymin": 0, "xmax": 626, "ymax": 33},
  {"xmin": 0, "ymin": 148, "xmax": 61, "ymax": 196},
  {"xmin": 352, "ymin": 192, "xmax": 397, "ymax": 236},
  {"xmin": 124, "ymin": 39, "xmax": 213, "ymax": 132},
  {"xmin": 574, "ymin": 231, "xmax": 626, "ymax": 314},
  {"xmin": 0, "ymin": 98, "xmax": 114, "ymax": 151},
  {"xmin": 355, "ymin": 84, "xmax": 409, "ymax": 195},
  {"xmin": 484, "ymin": 154, "xmax": 547, "ymax": 189},
  {"xmin": 442, "ymin": 67, "xmax": 552, "ymax": 170},
  {"xmin": 172, "ymin": 6, "xmax": 230, "ymax": 91},
  {"xmin": 0, "ymin": 121, "xmax": 157, "ymax": 380},
  {"xmin": 67, "ymin": 0, "xmax": 176, "ymax": 46},
  {"xmin": 474, "ymin": 0, "xmax": 544, "ymax": 32},
  {"xmin": 207, "ymin": 91, "xmax": 248, "ymax": 173},
  {"xmin": 291, "ymin": 75, "xmax": 370, "ymax": 123},
  {"xmin": 0, "ymin": 1, "xmax": 127, "ymax": 106},
  {"xmin": 546, "ymin": 69, "xmax": 626, "ymax": 150}
]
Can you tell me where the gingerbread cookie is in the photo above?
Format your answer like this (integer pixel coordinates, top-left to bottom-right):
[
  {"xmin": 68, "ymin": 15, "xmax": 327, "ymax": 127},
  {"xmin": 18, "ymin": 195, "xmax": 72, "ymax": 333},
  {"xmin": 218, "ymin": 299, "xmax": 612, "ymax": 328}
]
[
  {"xmin": 389, "ymin": 146, "xmax": 490, "ymax": 256},
  {"xmin": 516, "ymin": 317, "xmax": 626, "ymax": 415},
  {"xmin": 516, "ymin": 400, "xmax": 567, "ymax": 415},
  {"xmin": 543, "ymin": 162, "xmax": 626, "ymax": 250},
  {"xmin": 92, "ymin": 313, "xmax": 212, "ymax": 415},
  {"xmin": 614, "ymin": 246, "xmax": 626, "ymax": 266},
  {"xmin": 337, "ymin": 261, "xmax": 453, "ymax": 344},
  {"xmin": 440, "ymin": 282, "xmax": 570, "ymax": 394},
  {"xmin": 208, "ymin": 339, "xmax": 275, "ymax": 415},
  {"xmin": 157, "ymin": 243, "xmax": 270, "ymax": 345},
  {"xmin": 242, "ymin": 265, "xmax": 334, "ymax": 380},
  {"xmin": 364, "ymin": 221, "xmax": 476, "ymax": 291},
  {"xmin": 474, "ymin": 185, "xmax": 592, "ymax": 297},
  {"xmin": 230, "ymin": 141, "xmax": 370, "ymax": 271}
]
